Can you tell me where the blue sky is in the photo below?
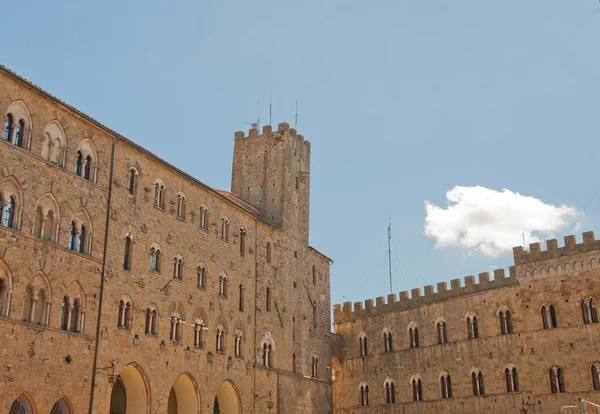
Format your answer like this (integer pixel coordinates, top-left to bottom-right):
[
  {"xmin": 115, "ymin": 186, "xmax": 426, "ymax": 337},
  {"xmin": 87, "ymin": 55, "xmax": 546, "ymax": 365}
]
[{"xmin": 4, "ymin": 1, "xmax": 600, "ymax": 309}]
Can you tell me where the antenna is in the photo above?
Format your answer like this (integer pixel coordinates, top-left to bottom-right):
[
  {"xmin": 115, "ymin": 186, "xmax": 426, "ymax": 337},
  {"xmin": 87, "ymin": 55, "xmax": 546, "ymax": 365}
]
[
  {"xmin": 388, "ymin": 216, "xmax": 393, "ymax": 294},
  {"xmin": 295, "ymin": 99, "xmax": 298, "ymax": 130},
  {"xmin": 244, "ymin": 100, "xmax": 260, "ymax": 131},
  {"xmin": 522, "ymin": 233, "xmax": 526, "ymax": 249},
  {"xmin": 269, "ymin": 86, "xmax": 272, "ymax": 126}
]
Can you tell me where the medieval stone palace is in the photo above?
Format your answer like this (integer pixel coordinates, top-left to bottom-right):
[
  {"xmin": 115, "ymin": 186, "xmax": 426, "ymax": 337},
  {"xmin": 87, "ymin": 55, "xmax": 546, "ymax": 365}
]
[
  {"xmin": 0, "ymin": 65, "xmax": 333, "ymax": 413},
  {"xmin": 332, "ymin": 234, "xmax": 600, "ymax": 413}
]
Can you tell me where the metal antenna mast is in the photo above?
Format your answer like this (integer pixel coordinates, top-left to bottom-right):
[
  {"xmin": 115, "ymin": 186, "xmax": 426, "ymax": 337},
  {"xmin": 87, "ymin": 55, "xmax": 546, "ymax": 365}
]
[
  {"xmin": 295, "ymin": 99, "xmax": 298, "ymax": 130},
  {"xmin": 388, "ymin": 216, "xmax": 393, "ymax": 294},
  {"xmin": 269, "ymin": 86, "xmax": 272, "ymax": 126}
]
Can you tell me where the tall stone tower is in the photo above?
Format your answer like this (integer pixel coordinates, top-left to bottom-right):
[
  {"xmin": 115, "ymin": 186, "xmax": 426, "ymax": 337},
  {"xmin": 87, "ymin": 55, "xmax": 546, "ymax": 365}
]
[{"xmin": 231, "ymin": 122, "xmax": 310, "ymax": 244}]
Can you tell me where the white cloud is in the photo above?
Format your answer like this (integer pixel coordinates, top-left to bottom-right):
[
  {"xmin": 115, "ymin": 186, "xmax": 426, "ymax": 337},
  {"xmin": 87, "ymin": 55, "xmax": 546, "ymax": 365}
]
[{"xmin": 424, "ymin": 186, "xmax": 579, "ymax": 256}]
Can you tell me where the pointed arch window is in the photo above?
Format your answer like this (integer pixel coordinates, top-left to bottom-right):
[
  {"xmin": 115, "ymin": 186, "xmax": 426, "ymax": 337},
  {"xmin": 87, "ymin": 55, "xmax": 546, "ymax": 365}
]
[
  {"xmin": 128, "ymin": 169, "xmax": 137, "ymax": 196},
  {"xmin": 542, "ymin": 304, "xmax": 557, "ymax": 329},
  {"xmin": 193, "ymin": 320, "xmax": 205, "ymax": 348},
  {"xmin": 385, "ymin": 380, "xmax": 396, "ymax": 404},
  {"xmin": 170, "ymin": 314, "xmax": 182, "ymax": 342},
  {"xmin": 592, "ymin": 364, "xmax": 600, "ymax": 390},
  {"xmin": 549, "ymin": 367, "xmax": 565, "ymax": 393},
  {"xmin": 440, "ymin": 373, "xmax": 452, "ymax": 399},
  {"xmin": 234, "ymin": 331, "xmax": 243, "ymax": 357},
  {"xmin": 10, "ymin": 394, "xmax": 34, "ymax": 414},
  {"xmin": 221, "ymin": 216, "xmax": 230, "ymax": 241},
  {"xmin": 154, "ymin": 182, "xmax": 165, "ymax": 209},
  {"xmin": 582, "ymin": 298, "xmax": 598, "ymax": 324},
  {"xmin": 219, "ymin": 274, "xmax": 228, "ymax": 297},
  {"xmin": 239, "ymin": 227, "xmax": 246, "ymax": 257},
  {"xmin": 3, "ymin": 196, "xmax": 15, "ymax": 228},
  {"xmin": 467, "ymin": 315, "xmax": 479, "ymax": 339},
  {"xmin": 123, "ymin": 235, "xmax": 133, "ymax": 271},
  {"xmin": 360, "ymin": 384, "xmax": 369, "ymax": 406},
  {"xmin": 68, "ymin": 221, "xmax": 77, "ymax": 251},
  {"xmin": 437, "ymin": 320, "xmax": 447, "ymax": 344},
  {"xmin": 199, "ymin": 205, "xmax": 209, "ymax": 230},
  {"xmin": 197, "ymin": 265, "xmax": 207, "ymax": 289},
  {"xmin": 83, "ymin": 155, "xmax": 92, "ymax": 180},
  {"xmin": 177, "ymin": 194, "xmax": 186, "ymax": 219},
  {"xmin": 173, "ymin": 256, "xmax": 183, "ymax": 280},
  {"xmin": 411, "ymin": 377, "xmax": 423, "ymax": 402},
  {"xmin": 145, "ymin": 307, "xmax": 158, "ymax": 335},
  {"xmin": 14, "ymin": 119, "xmax": 24, "ymax": 148},
  {"xmin": 472, "ymin": 371, "xmax": 485, "ymax": 396},
  {"xmin": 215, "ymin": 327, "xmax": 225, "ymax": 352},
  {"xmin": 50, "ymin": 398, "xmax": 71, "ymax": 414},
  {"xmin": 75, "ymin": 151, "xmax": 83, "ymax": 176},
  {"xmin": 499, "ymin": 309, "xmax": 513, "ymax": 334},
  {"xmin": 149, "ymin": 248, "xmax": 161, "ymax": 272},
  {"xmin": 384, "ymin": 330, "xmax": 393, "ymax": 352},
  {"xmin": 77, "ymin": 225, "xmax": 87, "ymax": 254},
  {"xmin": 505, "ymin": 367, "xmax": 519, "ymax": 392},
  {"xmin": 117, "ymin": 299, "xmax": 132, "ymax": 329},
  {"xmin": 3, "ymin": 114, "xmax": 13, "ymax": 142},
  {"xmin": 409, "ymin": 326, "xmax": 419, "ymax": 348},
  {"xmin": 359, "ymin": 334, "xmax": 368, "ymax": 357}
]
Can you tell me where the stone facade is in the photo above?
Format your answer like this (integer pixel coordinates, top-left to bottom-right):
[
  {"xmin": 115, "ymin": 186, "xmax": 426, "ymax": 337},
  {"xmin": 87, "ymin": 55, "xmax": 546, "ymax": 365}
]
[
  {"xmin": 0, "ymin": 65, "xmax": 333, "ymax": 413},
  {"xmin": 333, "ymin": 232, "xmax": 600, "ymax": 413}
]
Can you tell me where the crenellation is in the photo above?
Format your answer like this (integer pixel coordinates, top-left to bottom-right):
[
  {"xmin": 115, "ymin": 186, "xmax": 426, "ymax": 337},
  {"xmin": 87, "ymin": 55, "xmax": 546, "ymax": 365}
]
[
  {"xmin": 387, "ymin": 293, "xmax": 397, "ymax": 304},
  {"xmin": 399, "ymin": 291, "xmax": 409, "ymax": 301},
  {"xmin": 493, "ymin": 268, "xmax": 505, "ymax": 280},
  {"xmin": 364, "ymin": 299, "xmax": 373, "ymax": 310},
  {"xmin": 343, "ymin": 301, "xmax": 352, "ymax": 314},
  {"xmin": 234, "ymin": 131, "xmax": 245, "ymax": 140},
  {"xmin": 248, "ymin": 127, "xmax": 259, "ymax": 136},
  {"xmin": 278, "ymin": 122, "xmax": 290, "ymax": 132},
  {"xmin": 513, "ymin": 232, "xmax": 600, "ymax": 265},
  {"xmin": 437, "ymin": 281, "xmax": 447, "ymax": 293},
  {"xmin": 450, "ymin": 279, "xmax": 461, "ymax": 290},
  {"xmin": 353, "ymin": 302, "xmax": 363, "ymax": 312},
  {"xmin": 464, "ymin": 275, "xmax": 475, "ymax": 287},
  {"xmin": 479, "ymin": 272, "xmax": 490, "ymax": 284},
  {"xmin": 411, "ymin": 288, "xmax": 422, "ymax": 299},
  {"xmin": 376, "ymin": 296, "xmax": 385, "ymax": 306},
  {"xmin": 424, "ymin": 285, "xmax": 434, "ymax": 296},
  {"xmin": 262, "ymin": 125, "xmax": 272, "ymax": 134}
]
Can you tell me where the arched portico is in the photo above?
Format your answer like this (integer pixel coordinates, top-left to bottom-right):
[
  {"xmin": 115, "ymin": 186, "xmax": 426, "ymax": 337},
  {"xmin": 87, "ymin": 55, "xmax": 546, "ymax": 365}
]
[
  {"xmin": 167, "ymin": 373, "xmax": 200, "ymax": 414},
  {"xmin": 214, "ymin": 380, "xmax": 240, "ymax": 414},
  {"xmin": 109, "ymin": 363, "xmax": 149, "ymax": 414}
]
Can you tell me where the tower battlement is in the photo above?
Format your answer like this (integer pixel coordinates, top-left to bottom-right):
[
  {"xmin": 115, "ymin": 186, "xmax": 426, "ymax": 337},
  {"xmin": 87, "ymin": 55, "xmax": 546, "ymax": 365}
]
[{"xmin": 513, "ymin": 231, "xmax": 599, "ymax": 265}]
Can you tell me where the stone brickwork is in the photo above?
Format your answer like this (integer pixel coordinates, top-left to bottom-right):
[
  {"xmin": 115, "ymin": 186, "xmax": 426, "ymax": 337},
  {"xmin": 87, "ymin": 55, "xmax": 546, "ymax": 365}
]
[
  {"xmin": 333, "ymin": 232, "xmax": 600, "ymax": 413},
  {"xmin": 0, "ymin": 65, "xmax": 333, "ymax": 413}
]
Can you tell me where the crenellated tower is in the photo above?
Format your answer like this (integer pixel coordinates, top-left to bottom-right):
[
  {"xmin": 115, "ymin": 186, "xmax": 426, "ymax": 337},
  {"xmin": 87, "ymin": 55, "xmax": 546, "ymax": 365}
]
[{"xmin": 231, "ymin": 122, "xmax": 311, "ymax": 244}]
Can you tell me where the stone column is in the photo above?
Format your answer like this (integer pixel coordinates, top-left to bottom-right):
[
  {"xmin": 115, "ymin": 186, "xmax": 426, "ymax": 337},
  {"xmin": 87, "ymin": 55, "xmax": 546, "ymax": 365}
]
[{"xmin": 30, "ymin": 296, "xmax": 38, "ymax": 323}]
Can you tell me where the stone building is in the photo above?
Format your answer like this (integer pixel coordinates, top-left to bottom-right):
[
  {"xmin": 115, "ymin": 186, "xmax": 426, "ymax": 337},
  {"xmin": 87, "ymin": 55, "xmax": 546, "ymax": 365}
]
[
  {"xmin": 0, "ymin": 65, "xmax": 333, "ymax": 413},
  {"xmin": 333, "ymin": 232, "xmax": 600, "ymax": 413}
]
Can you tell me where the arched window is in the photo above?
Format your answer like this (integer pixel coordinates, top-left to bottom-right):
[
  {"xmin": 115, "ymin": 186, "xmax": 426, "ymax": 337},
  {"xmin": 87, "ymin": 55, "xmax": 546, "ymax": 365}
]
[
  {"xmin": 68, "ymin": 221, "xmax": 77, "ymax": 251},
  {"xmin": 199, "ymin": 205, "xmax": 209, "ymax": 230},
  {"xmin": 311, "ymin": 356, "xmax": 319, "ymax": 378},
  {"xmin": 145, "ymin": 305, "xmax": 158, "ymax": 335},
  {"xmin": 592, "ymin": 363, "xmax": 600, "ymax": 391},
  {"xmin": 466, "ymin": 313, "xmax": 479, "ymax": 339},
  {"xmin": 173, "ymin": 256, "xmax": 183, "ymax": 280},
  {"xmin": 33, "ymin": 194, "xmax": 60, "ymax": 242},
  {"xmin": 193, "ymin": 320, "xmax": 205, "ymax": 348},
  {"xmin": 409, "ymin": 325, "xmax": 419, "ymax": 348},
  {"xmin": 149, "ymin": 247, "xmax": 162, "ymax": 272},
  {"xmin": 261, "ymin": 338, "xmax": 273, "ymax": 367},
  {"xmin": 266, "ymin": 242, "xmax": 272, "ymax": 263},
  {"xmin": 411, "ymin": 377, "xmax": 423, "ymax": 402},
  {"xmin": 383, "ymin": 330, "xmax": 393, "ymax": 352},
  {"xmin": 312, "ymin": 265, "xmax": 317, "ymax": 285},
  {"xmin": 118, "ymin": 298, "xmax": 132, "ymax": 329},
  {"xmin": 176, "ymin": 194, "xmax": 186, "ymax": 219},
  {"xmin": 471, "ymin": 371, "xmax": 485, "ymax": 396},
  {"xmin": 170, "ymin": 314, "xmax": 183, "ymax": 342},
  {"xmin": 359, "ymin": 333, "xmax": 368, "ymax": 357},
  {"xmin": 154, "ymin": 181, "xmax": 165, "ymax": 209},
  {"xmin": 505, "ymin": 366, "xmax": 519, "ymax": 392},
  {"xmin": 219, "ymin": 273, "xmax": 228, "ymax": 297},
  {"xmin": 215, "ymin": 326, "xmax": 225, "ymax": 352},
  {"xmin": 221, "ymin": 216, "xmax": 230, "ymax": 241},
  {"xmin": 239, "ymin": 227, "xmax": 246, "ymax": 257},
  {"xmin": 582, "ymin": 298, "xmax": 598, "ymax": 324},
  {"xmin": 61, "ymin": 296, "xmax": 70, "ymax": 330},
  {"xmin": 50, "ymin": 398, "xmax": 71, "ymax": 414},
  {"xmin": 360, "ymin": 384, "xmax": 369, "ymax": 406},
  {"xmin": 10, "ymin": 394, "xmax": 34, "ymax": 414},
  {"xmin": 83, "ymin": 155, "xmax": 92, "ymax": 181},
  {"xmin": 385, "ymin": 379, "xmax": 396, "ymax": 404},
  {"xmin": 266, "ymin": 287, "xmax": 271, "ymax": 311},
  {"xmin": 437, "ymin": 320, "xmax": 447, "ymax": 344},
  {"xmin": 440, "ymin": 372, "xmax": 452, "ymax": 399},
  {"xmin": 3, "ymin": 195, "xmax": 15, "ymax": 228},
  {"xmin": 123, "ymin": 235, "xmax": 133, "ymax": 271},
  {"xmin": 0, "ymin": 278, "xmax": 7, "ymax": 318},
  {"xmin": 499, "ymin": 308, "xmax": 513, "ymax": 334},
  {"xmin": 197, "ymin": 264, "xmax": 207, "ymax": 288},
  {"xmin": 234, "ymin": 330, "xmax": 243, "ymax": 357},
  {"xmin": 542, "ymin": 304, "xmax": 557, "ymax": 329},
  {"xmin": 128, "ymin": 169, "xmax": 137, "ymax": 195},
  {"xmin": 14, "ymin": 119, "xmax": 24, "ymax": 148},
  {"xmin": 71, "ymin": 298, "xmax": 80, "ymax": 332},
  {"xmin": 76, "ymin": 151, "xmax": 83, "ymax": 176},
  {"xmin": 238, "ymin": 283, "xmax": 245, "ymax": 312},
  {"xmin": 78, "ymin": 225, "xmax": 87, "ymax": 254},
  {"xmin": 549, "ymin": 367, "xmax": 566, "ymax": 393},
  {"xmin": 3, "ymin": 114, "xmax": 13, "ymax": 142}
]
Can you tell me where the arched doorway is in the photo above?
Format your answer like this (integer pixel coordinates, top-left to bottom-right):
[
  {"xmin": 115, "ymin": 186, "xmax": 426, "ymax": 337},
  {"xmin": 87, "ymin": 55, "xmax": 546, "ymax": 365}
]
[
  {"xmin": 109, "ymin": 363, "xmax": 149, "ymax": 414},
  {"xmin": 214, "ymin": 380, "xmax": 240, "ymax": 414},
  {"xmin": 167, "ymin": 373, "xmax": 199, "ymax": 414}
]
